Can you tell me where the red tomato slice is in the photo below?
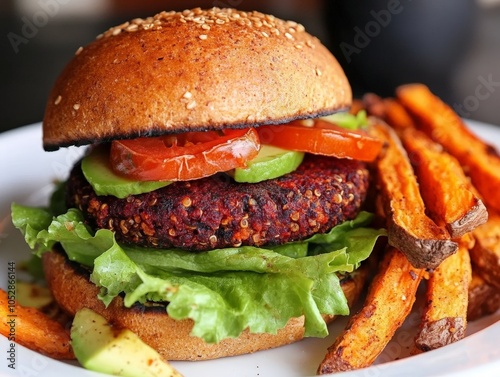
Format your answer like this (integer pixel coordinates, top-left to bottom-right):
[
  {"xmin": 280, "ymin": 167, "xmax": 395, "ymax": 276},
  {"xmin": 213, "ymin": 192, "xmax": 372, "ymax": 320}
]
[
  {"xmin": 110, "ymin": 128, "xmax": 260, "ymax": 181},
  {"xmin": 257, "ymin": 119, "xmax": 383, "ymax": 161}
]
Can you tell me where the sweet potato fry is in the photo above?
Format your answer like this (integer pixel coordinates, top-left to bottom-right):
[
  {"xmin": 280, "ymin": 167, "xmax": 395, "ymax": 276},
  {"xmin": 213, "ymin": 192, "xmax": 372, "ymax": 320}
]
[
  {"xmin": 362, "ymin": 93, "xmax": 386, "ymax": 119},
  {"xmin": 317, "ymin": 247, "xmax": 424, "ymax": 374},
  {"xmin": 467, "ymin": 268, "xmax": 500, "ymax": 321},
  {"xmin": 369, "ymin": 121, "xmax": 458, "ymax": 269},
  {"xmin": 362, "ymin": 94, "xmax": 415, "ymax": 132},
  {"xmin": 415, "ymin": 235, "xmax": 473, "ymax": 351},
  {"xmin": 0, "ymin": 289, "xmax": 74, "ymax": 359},
  {"xmin": 470, "ymin": 212, "xmax": 500, "ymax": 290},
  {"xmin": 382, "ymin": 97, "xmax": 416, "ymax": 131},
  {"xmin": 396, "ymin": 83, "xmax": 500, "ymax": 212},
  {"xmin": 401, "ymin": 128, "xmax": 488, "ymax": 238}
]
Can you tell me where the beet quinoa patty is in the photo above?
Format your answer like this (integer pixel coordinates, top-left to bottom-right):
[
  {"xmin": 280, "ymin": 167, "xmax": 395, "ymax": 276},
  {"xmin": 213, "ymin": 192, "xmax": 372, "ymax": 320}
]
[{"xmin": 67, "ymin": 154, "xmax": 370, "ymax": 251}]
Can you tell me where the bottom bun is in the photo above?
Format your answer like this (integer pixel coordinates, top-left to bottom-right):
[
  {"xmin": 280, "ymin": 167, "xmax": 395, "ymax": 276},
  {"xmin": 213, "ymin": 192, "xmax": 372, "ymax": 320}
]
[{"xmin": 43, "ymin": 250, "xmax": 368, "ymax": 361}]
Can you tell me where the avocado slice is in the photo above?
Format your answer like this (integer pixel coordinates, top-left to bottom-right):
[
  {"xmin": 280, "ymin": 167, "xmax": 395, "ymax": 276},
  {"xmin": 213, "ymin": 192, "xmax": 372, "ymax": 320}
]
[
  {"xmin": 71, "ymin": 308, "xmax": 183, "ymax": 377},
  {"xmin": 81, "ymin": 146, "xmax": 171, "ymax": 198},
  {"xmin": 231, "ymin": 145, "xmax": 304, "ymax": 183}
]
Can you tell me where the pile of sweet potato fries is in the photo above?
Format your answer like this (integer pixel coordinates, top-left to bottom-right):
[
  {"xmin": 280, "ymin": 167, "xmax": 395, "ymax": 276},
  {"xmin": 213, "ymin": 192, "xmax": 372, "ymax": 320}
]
[
  {"xmin": 1, "ymin": 84, "xmax": 499, "ymax": 375},
  {"xmin": 319, "ymin": 83, "xmax": 500, "ymax": 374}
]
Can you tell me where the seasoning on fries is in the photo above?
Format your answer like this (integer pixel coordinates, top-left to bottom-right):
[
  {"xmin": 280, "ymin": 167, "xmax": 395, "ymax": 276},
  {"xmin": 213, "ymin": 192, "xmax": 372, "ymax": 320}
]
[
  {"xmin": 369, "ymin": 121, "xmax": 458, "ymax": 269},
  {"xmin": 400, "ymin": 128, "xmax": 488, "ymax": 238},
  {"xmin": 415, "ymin": 235, "xmax": 473, "ymax": 351},
  {"xmin": 317, "ymin": 247, "xmax": 424, "ymax": 374},
  {"xmin": 396, "ymin": 83, "xmax": 500, "ymax": 213}
]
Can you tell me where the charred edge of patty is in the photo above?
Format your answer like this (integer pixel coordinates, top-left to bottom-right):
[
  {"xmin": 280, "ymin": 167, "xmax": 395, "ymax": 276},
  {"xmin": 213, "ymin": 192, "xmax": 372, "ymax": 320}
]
[{"xmin": 66, "ymin": 154, "xmax": 370, "ymax": 251}]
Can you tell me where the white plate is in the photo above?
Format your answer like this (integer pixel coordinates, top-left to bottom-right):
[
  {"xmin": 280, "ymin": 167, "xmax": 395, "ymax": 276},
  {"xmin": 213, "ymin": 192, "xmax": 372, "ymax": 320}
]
[{"xmin": 0, "ymin": 122, "xmax": 499, "ymax": 377}]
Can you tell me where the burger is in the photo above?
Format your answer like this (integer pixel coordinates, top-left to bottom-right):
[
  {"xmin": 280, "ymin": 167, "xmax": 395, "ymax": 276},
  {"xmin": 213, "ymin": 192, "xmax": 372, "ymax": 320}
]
[{"xmin": 12, "ymin": 8, "xmax": 385, "ymax": 361}]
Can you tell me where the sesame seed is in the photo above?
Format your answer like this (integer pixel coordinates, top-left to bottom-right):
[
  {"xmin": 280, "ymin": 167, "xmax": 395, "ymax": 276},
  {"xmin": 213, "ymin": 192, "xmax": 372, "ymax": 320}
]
[
  {"xmin": 94, "ymin": 8, "xmax": 314, "ymax": 45},
  {"xmin": 261, "ymin": 31, "xmax": 269, "ymax": 38},
  {"xmin": 75, "ymin": 46, "xmax": 83, "ymax": 55},
  {"xmin": 186, "ymin": 100, "xmax": 197, "ymax": 110},
  {"xmin": 263, "ymin": 20, "xmax": 273, "ymax": 28},
  {"xmin": 73, "ymin": 104, "xmax": 80, "ymax": 110},
  {"xmin": 126, "ymin": 24, "xmax": 139, "ymax": 32},
  {"xmin": 316, "ymin": 68, "xmax": 322, "ymax": 76},
  {"xmin": 54, "ymin": 95, "xmax": 62, "ymax": 105},
  {"xmin": 295, "ymin": 44, "xmax": 303, "ymax": 49},
  {"xmin": 183, "ymin": 91, "xmax": 192, "ymax": 99}
]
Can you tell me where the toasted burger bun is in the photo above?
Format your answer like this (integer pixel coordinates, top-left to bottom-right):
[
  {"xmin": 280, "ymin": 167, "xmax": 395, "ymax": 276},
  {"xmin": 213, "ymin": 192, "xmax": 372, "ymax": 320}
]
[
  {"xmin": 42, "ymin": 8, "xmax": 351, "ymax": 150},
  {"xmin": 43, "ymin": 250, "xmax": 368, "ymax": 360}
]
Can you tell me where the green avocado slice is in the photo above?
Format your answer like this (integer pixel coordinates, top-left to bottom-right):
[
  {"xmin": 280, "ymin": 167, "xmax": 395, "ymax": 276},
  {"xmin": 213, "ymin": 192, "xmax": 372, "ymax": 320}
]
[{"xmin": 71, "ymin": 308, "xmax": 183, "ymax": 377}]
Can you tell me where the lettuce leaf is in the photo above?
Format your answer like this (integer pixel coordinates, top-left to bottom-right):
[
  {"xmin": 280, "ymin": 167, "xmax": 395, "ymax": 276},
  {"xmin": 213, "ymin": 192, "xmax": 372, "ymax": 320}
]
[{"xmin": 11, "ymin": 203, "xmax": 385, "ymax": 343}]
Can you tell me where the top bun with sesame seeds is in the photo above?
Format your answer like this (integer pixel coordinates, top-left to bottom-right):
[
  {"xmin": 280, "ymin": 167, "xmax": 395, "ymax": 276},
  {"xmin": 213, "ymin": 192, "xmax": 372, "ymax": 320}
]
[{"xmin": 42, "ymin": 7, "xmax": 351, "ymax": 150}]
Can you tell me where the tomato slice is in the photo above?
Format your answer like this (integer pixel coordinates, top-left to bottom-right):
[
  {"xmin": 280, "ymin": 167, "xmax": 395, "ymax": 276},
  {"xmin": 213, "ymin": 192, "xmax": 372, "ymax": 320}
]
[
  {"xmin": 110, "ymin": 128, "xmax": 260, "ymax": 181},
  {"xmin": 257, "ymin": 119, "xmax": 383, "ymax": 161}
]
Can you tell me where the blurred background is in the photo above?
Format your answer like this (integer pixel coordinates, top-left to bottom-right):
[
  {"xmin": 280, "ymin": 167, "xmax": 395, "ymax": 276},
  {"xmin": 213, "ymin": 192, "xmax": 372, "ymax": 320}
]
[{"xmin": 1, "ymin": 0, "xmax": 499, "ymax": 133}]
